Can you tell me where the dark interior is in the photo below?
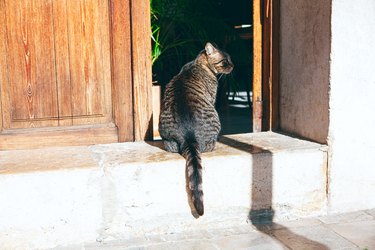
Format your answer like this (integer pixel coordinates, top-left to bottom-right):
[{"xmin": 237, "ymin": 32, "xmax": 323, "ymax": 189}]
[{"xmin": 151, "ymin": 0, "xmax": 253, "ymax": 134}]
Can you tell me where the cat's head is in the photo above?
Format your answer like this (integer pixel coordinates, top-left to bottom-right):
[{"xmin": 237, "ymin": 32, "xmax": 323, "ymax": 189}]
[{"xmin": 204, "ymin": 42, "xmax": 234, "ymax": 75}]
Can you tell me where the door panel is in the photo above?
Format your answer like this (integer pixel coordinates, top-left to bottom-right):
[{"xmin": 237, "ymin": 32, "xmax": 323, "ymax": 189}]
[
  {"xmin": 1, "ymin": 0, "xmax": 112, "ymax": 129},
  {"xmin": 4, "ymin": 0, "xmax": 58, "ymax": 128},
  {"xmin": 0, "ymin": 0, "xmax": 152, "ymax": 149},
  {"xmin": 52, "ymin": 0, "xmax": 72, "ymax": 126},
  {"xmin": 64, "ymin": 0, "xmax": 112, "ymax": 125}
]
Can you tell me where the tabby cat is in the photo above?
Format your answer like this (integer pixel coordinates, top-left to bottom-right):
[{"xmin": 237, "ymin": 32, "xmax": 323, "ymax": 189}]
[{"xmin": 159, "ymin": 42, "xmax": 234, "ymax": 216}]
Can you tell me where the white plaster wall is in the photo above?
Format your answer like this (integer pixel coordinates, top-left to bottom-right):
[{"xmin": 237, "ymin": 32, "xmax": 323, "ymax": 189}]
[{"xmin": 328, "ymin": 0, "xmax": 375, "ymax": 212}]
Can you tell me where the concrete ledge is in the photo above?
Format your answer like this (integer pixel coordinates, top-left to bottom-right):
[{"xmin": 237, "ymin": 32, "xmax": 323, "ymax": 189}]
[{"xmin": 0, "ymin": 132, "xmax": 328, "ymax": 249}]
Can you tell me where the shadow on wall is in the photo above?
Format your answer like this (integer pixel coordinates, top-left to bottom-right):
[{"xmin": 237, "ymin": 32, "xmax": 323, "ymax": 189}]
[{"xmin": 219, "ymin": 136, "xmax": 329, "ymax": 249}]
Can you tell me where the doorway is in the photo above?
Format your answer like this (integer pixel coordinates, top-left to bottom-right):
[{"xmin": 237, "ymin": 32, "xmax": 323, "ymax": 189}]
[
  {"xmin": 214, "ymin": 0, "xmax": 253, "ymax": 135},
  {"xmin": 151, "ymin": 0, "xmax": 253, "ymax": 135},
  {"xmin": 151, "ymin": 0, "xmax": 278, "ymax": 136}
]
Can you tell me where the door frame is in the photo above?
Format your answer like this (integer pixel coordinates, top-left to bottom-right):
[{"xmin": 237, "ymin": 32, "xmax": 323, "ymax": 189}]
[
  {"xmin": 253, "ymin": 0, "xmax": 279, "ymax": 132},
  {"xmin": 110, "ymin": 0, "xmax": 152, "ymax": 142}
]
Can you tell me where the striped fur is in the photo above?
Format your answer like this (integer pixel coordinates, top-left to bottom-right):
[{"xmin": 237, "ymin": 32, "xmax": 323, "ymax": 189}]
[
  {"xmin": 159, "ymin": 43, "xmax": 233, "ymax": 216},
  {"xmin": 182, "ymin": 132, "xmax": 204, "ymax": 215}
]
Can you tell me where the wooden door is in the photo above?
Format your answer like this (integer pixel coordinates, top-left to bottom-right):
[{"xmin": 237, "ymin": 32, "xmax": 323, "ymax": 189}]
[{"xmin": 0, "ymin": 0, "xmax": 152, "ymax": 150}]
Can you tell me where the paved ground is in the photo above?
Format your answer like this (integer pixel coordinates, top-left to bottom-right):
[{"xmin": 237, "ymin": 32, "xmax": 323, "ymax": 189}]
[{"xmin": 58, "ymin": 209, "xmax": 375, "ymax": 250}]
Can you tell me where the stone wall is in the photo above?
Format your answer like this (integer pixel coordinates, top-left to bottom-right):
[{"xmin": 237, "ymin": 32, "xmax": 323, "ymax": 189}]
[{"xmin": 279, "ymin": 0, "xmax": 331, "ymax": 144}]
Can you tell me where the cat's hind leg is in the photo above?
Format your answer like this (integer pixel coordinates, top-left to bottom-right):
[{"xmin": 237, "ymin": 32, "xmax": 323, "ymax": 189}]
[
  {"xmin": 203, "ymin": 139, "xmax": 216, "ymax": 152},
  {"xmin": 163, "ymin": 140, "xmax": 179, "ymax": 153}
]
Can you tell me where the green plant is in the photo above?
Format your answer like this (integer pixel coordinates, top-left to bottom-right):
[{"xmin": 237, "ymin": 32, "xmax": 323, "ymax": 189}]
[
  {"xmin": 150, "ymin": 0, "xmax": 241, "ymax": 85},
  {"xmin": 150, "ymin": 2, "xmax": 161, "ymax": 65}
]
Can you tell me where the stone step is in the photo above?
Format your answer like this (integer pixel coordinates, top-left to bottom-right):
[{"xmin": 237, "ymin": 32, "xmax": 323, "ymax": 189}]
[{"xmin": 0, "ymin": 132, "xmax": 328, "ymax": 249}]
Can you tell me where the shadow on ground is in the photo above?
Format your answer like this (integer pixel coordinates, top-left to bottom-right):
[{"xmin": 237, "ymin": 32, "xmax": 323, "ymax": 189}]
[{"xmin": 219, "ymin": 136, "xmax": 329, "ymax": 249}]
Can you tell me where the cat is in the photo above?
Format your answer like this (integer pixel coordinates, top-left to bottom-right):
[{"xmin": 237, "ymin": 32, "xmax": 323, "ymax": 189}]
[{"xmin": 159, "ymin": 42, "xmax": 234, "ymax": 216}]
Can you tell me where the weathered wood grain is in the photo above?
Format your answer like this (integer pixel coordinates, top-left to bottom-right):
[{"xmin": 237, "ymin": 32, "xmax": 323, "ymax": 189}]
[
  {"xmin": 52, "ymin": 0, "xmax": 73, "ymax": 126},
  {"xmin": 0, "ymin": 0, "xmax": 7, "ymax": 131},
  {"xmin": 0, "ymin": 0, "xmax": 153, "ymax": 148},
  {"xmin": 271, "ymin": 0, "xmax": 280, "ymax": 130},
  {"xmin": 3, "ymin": 0, "xmax": 58, "ymax": 128},
  {"xmin": 66, "ymin": 0, "xmax": 112, "ymax": 125},
  {"xmin": 253, "ymin": 0, "xmax": 263, "ymax": 132},
  {"xmin": 0, "ymin": 124, "xmax": 118, "ymax": 150},
  {"xmin": 2, "ymin": 0, "xmax": 113, "ymax": 129},
  {"xmin": 110, "ymin": 0, "xmax": 134, "ymax": 142},
  {"xmin": 131, "ymin": 0, "xmax": 153, "ymax": 141}
]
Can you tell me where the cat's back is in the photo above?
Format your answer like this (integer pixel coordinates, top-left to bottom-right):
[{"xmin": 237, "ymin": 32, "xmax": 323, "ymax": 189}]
[
  {"xmin": 169, "ymin": 60, "xmax": 204, "ymax": 88},
  {"xmin": 163, "ymin": 61, "xmax": 203, "ymax": 105},
  {"xmin": 169, "ymin": 60, "xmax": 216, "ymax": 102}
]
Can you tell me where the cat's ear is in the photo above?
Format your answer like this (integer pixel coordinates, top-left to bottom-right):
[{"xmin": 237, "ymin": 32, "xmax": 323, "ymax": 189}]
[{"xmin": 205, "ymin": 42, "xmax": 217, "ymax": 56}]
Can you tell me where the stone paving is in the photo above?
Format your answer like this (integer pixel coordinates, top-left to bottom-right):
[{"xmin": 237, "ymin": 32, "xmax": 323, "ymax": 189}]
[{"xmin": 56, "ymin": 209, "xmax": 375, "ymax": 250}]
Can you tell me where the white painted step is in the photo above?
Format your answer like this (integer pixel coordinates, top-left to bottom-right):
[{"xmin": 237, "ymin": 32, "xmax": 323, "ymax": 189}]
[{"xmin": 0, "ymin": 132, "xmax": 328, "ymax": 249}]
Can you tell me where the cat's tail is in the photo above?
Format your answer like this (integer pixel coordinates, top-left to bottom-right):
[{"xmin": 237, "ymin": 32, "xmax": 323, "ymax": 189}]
[{"xmin": 181, "ymin": 132, "xmax": 204, "ymax": 216}]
